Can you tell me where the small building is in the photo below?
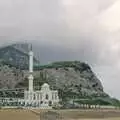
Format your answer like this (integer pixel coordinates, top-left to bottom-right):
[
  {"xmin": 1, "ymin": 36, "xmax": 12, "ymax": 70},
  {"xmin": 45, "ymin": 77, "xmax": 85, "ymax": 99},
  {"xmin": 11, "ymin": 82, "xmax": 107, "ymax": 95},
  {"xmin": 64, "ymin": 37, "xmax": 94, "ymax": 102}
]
[{"xmin": 24, "ymin": 83, "xmax": 59, "ymax": 108}]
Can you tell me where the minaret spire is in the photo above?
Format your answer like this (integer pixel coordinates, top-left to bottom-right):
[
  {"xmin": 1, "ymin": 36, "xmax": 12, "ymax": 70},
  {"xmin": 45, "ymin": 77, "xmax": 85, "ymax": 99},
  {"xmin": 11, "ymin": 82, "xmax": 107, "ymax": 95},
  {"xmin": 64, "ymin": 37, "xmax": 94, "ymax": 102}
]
[
  {"xmin": 28, "ymin": 43, "xmax": 34, "ymax": 91},
  {"xmin": 29, "ymin": 44, "xmax": 33, "ymax": 73},
  {"xmin": 30, "ymin": 44, "xmax": 32, "ymax": 51}
]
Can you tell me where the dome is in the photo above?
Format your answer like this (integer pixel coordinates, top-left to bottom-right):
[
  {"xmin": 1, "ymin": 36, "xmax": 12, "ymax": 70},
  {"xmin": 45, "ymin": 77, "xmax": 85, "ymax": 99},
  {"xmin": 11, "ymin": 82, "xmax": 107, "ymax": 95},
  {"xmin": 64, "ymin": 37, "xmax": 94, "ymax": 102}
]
[
  {"xmin": 43, "ymin": 83, "xmax": 49, "ymax": 86},
  {"xmin": 41, "ymin": 83, "xmax": 49, "ymax": 88}
]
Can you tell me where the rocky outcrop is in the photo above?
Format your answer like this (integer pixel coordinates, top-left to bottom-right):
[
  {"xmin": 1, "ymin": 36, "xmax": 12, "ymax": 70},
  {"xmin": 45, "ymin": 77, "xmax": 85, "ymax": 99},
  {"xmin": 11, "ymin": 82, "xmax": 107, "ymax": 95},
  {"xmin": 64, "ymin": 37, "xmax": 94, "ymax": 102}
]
[
  {"xmin": 32, "ymin": 61, "xmax": 108, "ymax": 99},
  {"xmin": 0, "ymin": 54, "xmax": 108, "ymax": 99}
]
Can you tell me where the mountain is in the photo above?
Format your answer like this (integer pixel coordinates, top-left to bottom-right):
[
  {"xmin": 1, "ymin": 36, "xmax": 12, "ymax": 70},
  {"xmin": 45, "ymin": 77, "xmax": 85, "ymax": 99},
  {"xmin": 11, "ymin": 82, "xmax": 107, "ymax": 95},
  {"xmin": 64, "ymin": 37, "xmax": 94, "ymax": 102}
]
[
  {"xmin": 0, "ymin": 43, "xmax": 119, "ymax": 107},
  {"xmin": 0, "ymin": 43, "xmax": 39, "ymax": 69}
]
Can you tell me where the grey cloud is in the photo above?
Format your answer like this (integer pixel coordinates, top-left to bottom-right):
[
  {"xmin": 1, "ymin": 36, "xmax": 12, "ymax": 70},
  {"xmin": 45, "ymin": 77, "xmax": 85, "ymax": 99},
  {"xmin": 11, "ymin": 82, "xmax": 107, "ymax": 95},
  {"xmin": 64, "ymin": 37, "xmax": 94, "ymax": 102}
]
[{"xmin": 0, "ymin": 0, "xmax": 119, "ymax": 99}]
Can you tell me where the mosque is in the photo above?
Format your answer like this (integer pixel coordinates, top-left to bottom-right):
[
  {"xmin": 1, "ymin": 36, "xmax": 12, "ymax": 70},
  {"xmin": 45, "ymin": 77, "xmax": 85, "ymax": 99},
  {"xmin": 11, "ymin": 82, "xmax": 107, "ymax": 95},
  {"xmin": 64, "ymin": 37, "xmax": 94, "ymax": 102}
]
[
  {"xmin": 24, "ymin": 83, "xmax": 59, "ymax": 108},
  {"xmin": 20, "ymin": 45, "xmax": 59, "ymax": 108},
  {"xmin": 14, "ymin": 47, "xmax": 59, "ymax": 108}
]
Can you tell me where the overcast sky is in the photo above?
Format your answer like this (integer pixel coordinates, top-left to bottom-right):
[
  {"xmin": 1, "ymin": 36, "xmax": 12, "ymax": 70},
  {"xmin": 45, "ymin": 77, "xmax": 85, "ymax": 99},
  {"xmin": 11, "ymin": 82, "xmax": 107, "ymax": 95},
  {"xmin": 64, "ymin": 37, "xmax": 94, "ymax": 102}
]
[{"xmin": 0, "ymin": 0, "xmax": 120, "ymax": 99}]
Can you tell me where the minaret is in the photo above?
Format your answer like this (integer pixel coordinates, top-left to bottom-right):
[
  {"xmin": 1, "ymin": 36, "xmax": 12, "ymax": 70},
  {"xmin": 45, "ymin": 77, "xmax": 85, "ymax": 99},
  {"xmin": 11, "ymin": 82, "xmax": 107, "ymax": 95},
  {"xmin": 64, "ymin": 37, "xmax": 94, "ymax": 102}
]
[{"xmin": 28, "ymin": 44, "xmax": 34, "ymax": 91}]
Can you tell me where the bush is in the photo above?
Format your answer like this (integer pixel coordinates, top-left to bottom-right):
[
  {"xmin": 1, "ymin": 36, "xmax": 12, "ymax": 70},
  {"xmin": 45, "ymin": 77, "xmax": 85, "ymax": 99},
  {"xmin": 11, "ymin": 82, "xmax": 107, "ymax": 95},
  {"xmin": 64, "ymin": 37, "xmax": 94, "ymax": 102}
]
[{"xmin": 75, "ymin": 98, "xmax": 113, "ymax": 106}]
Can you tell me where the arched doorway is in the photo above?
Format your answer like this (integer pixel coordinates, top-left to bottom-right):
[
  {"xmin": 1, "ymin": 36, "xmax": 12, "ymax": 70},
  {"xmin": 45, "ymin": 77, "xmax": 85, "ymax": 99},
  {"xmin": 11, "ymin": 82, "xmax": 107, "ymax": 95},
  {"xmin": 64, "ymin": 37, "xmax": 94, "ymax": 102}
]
[{"xmin": 49, "ymin": 101, "xmax": 52, "ymax": 106}]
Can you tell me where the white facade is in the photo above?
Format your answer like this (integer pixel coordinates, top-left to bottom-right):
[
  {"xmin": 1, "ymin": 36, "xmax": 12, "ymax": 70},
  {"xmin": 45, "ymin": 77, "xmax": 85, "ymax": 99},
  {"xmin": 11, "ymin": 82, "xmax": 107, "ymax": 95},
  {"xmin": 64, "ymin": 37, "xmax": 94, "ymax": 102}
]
[{"xmin": 24, "ymin": 83, "xmax": 59, "ymax": 108}]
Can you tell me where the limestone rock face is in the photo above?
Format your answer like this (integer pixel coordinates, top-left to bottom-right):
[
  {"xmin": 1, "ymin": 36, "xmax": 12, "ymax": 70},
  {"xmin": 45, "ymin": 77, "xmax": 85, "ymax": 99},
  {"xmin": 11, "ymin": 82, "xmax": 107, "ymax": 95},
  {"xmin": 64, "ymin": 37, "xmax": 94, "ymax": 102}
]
[{"xmin": 33, "ymin": 61, "xmax": 108, "ymax": 98}]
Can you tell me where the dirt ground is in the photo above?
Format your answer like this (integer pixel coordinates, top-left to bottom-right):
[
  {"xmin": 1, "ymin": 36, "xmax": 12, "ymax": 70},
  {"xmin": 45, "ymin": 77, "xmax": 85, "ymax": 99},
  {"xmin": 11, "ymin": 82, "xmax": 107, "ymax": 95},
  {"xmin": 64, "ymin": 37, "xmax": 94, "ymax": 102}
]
[
  {"xmin": 0, "ymin": 109, "xmax": 120, "ymax": 120},
  {"xmin": 0, "ymin": 109, "xmax": 39, "ymax": 120}
]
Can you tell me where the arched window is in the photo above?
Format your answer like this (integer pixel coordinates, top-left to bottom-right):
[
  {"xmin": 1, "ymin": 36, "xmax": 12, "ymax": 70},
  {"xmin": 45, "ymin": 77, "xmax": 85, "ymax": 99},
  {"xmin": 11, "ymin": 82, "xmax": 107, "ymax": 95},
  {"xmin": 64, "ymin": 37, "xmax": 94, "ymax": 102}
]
[{"xmin": 45, "ymin": 94, "xmax": 49, "ymax": 100}]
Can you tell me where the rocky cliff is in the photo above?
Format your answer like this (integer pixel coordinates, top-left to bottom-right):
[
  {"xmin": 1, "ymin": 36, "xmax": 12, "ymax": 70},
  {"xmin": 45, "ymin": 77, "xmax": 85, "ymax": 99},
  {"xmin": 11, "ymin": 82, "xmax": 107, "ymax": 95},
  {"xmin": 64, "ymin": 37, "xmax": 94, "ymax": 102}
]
[
  {"xmin": 32, "ymin": 61, "xmax": 108, "ymax": 99},
  {"xmin": 0, "ymin": 61, "xmax": 107, "ymax": 97}
]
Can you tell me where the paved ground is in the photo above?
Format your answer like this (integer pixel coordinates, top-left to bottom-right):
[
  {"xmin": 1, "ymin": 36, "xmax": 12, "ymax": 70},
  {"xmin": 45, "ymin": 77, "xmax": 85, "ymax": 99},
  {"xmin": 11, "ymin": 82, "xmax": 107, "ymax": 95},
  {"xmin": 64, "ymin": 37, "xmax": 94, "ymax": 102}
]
[{"xmin": 0, "ymin": 109, "xmax": 120, "ymax": 120}]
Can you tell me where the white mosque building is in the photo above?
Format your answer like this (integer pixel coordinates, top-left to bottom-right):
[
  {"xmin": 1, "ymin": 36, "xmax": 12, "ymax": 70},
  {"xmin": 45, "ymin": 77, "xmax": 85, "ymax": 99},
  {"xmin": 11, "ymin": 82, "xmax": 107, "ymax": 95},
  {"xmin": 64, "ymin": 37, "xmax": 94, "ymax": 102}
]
[{"xmin": 22, "ymin": 45, "xmax": 59, "ymax": 108}]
